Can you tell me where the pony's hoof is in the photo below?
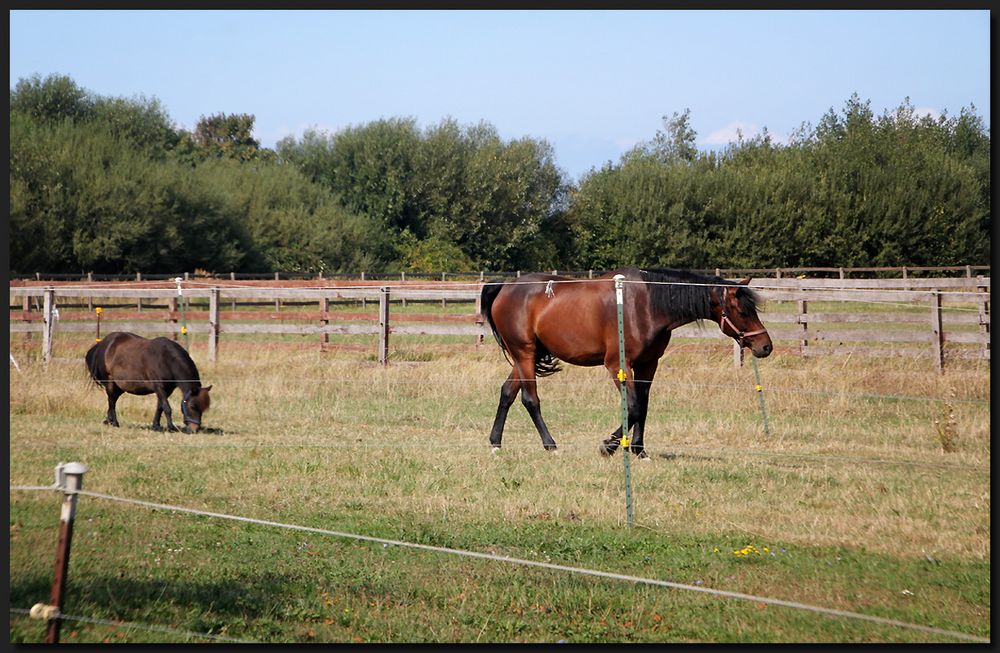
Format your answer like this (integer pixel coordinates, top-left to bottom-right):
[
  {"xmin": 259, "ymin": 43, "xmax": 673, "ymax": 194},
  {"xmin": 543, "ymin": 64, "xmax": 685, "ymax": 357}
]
[
  {"xmin": 599, "ymin": 444, "xmax": 615, "ymax": 457},
  {"xmin": 636, "ymin": 452, "xmax": 651, "ymax": 461},
  {"xmin": 548, "ymin": 448, "xmax": 560, "ymax": 455},
  {"xmin": 491, "ymin": 446, "xmax": 501, "ymax": 454}
]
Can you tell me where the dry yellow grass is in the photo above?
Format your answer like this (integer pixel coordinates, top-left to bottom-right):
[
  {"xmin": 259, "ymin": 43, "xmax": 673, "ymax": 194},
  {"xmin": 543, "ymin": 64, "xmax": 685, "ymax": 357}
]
[{"xmin": 10, "ymin": 334, "xmax": 989, "ymax": 564}]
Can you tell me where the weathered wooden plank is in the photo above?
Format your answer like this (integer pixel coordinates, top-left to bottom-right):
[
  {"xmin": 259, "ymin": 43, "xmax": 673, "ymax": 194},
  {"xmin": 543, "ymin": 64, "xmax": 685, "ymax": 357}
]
[
  {"xmin": 752, "ymin": 277, "xmax": 987, "ymax": 290},
  {"xmin": 757, "ymin": 289, "xmax": 934, "ymax": 303},
  {"xmin": 220, "ymin": 323, "xmax": 380, "ymax": 335},
  {"xmin": 944, "ymin": 331, "xmax": 988, "ymax": 344},
  {"xmin": 390, "ymin": 325, "xmax": 488, "ymax": 336},
  {"xmin": 805, "ymin": 329, "xmax": 935, "ymax": 343},
  {"xmin": 801, "ymin": 346, "xmax": 930, "ymax": 358}
]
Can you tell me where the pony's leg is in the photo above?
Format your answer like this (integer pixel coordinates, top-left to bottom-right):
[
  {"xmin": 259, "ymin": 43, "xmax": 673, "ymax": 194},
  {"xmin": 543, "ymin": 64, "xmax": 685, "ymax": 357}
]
[
  {"xmin": 488, "ymin": 371, "xmax": 522, "ymax": 449},
  {"xmin": 515, "ymin": 358, "xmax": 558, "ymax": 451},
  {"xmin": 104, "ymin": 385, "xmax": 123, "ymax": 427},
  {"xmin": 627, "ymin": 360, "xmax": 658, "ymax": 460},
  {"xmin": 154, "ymin": 387, "xmax": 178, "ymax": 432}
]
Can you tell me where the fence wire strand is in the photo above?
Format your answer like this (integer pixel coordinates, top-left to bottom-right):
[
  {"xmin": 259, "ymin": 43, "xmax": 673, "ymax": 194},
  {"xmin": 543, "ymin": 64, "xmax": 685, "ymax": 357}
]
[{"xmin": 7, "ymin": 485, "xmax": 989, "ymax": 644}]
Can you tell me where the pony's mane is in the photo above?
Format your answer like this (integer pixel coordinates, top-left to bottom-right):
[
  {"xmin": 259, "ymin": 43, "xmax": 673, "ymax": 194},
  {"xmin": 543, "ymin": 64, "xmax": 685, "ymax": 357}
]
[{"xmin": 634, "ymin": 268, "xmax": 761, "ymax": 321}]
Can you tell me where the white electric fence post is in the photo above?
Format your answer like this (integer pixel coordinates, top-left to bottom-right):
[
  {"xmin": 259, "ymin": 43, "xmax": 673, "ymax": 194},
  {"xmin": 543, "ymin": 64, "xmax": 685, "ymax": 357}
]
[{"xmin": 613, "ymin": 274, "xmax": 634, "ymax": 528}]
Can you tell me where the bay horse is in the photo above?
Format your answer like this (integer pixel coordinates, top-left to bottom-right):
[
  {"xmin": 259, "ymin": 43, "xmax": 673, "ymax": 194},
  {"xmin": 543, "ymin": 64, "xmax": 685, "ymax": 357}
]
[
  {"xmin": 480, "ymin": 268, "xmax": 771, "ymax": 458},
  {"xmin": 86, "ymin": 332, "xmax": 212, "ymax": 433}
]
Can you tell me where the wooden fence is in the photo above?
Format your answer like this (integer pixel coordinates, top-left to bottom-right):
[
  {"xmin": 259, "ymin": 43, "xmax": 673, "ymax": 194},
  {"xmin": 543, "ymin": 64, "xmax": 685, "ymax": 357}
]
[
  {"xmin": 10, "ymin": 264, "xmax": 991, "ymax": 283},
  {"xmin": 9, "ymin": 276, "xmax": 990, "ymax": 372}
]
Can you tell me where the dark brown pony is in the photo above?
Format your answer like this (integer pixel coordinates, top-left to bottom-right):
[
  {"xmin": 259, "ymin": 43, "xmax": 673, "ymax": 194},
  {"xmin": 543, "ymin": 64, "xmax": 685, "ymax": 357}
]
[
  {"xmin": 86, "ymin": 332, "xmax": 212, "ymax": 433},
  {"xmin": 480, "ymin": 267, "xmax": 771, "ymax": 458}
]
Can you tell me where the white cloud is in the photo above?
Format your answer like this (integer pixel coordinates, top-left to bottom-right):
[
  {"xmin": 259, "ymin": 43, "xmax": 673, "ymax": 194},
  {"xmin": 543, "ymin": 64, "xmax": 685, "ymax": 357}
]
[
  {"xmin": 702, "ymin": 121, "xmax": 791, "ymax": 147},
  {"xmin": 702, "ymin": 121, "xmax": 760, "ymax": 145},
  {"xmin": 912, "ymin": 106, "xmax": 942, "ymax": 121}
]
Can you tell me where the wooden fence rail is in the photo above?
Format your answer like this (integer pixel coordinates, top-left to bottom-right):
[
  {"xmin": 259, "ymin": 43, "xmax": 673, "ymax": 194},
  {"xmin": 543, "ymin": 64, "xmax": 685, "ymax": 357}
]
[
  {"xmin": 10, "ymin": 264, "xmax": 991, "ymax": 282},
  {"xmin": 9, "ymin": 280, "xmax": 990, "ymax": 372}
]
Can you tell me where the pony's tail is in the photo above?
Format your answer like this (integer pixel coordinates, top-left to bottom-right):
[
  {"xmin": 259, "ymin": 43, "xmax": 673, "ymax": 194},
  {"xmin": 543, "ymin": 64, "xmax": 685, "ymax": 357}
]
[
  {"xmin": 480, "ymin": 279, "xmax": 562, "ymax": 377},
  {"xmin": 85, "ymin": 340, "xmax": 106, "ymax": 386},
  {"xmin": 480, "ymin": 280, "xmax": 511, "ymax": 365}
]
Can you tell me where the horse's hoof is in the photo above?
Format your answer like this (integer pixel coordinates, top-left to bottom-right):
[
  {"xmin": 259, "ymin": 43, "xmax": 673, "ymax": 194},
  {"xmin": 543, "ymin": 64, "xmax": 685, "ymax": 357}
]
[
  {"xmin": 636, "ymin": 452, "xmax": 651, "ymax": 461},
  {"xmin": 548, "ymin": 448, "xmax": 560, "ymax": 455},
  {"xmin": 599, "ymin": 444, "xmax": 614, "ymax": 457},
  {"xmin": 491, "ymin": 446, "xmax": 501, "ymax": 454}
]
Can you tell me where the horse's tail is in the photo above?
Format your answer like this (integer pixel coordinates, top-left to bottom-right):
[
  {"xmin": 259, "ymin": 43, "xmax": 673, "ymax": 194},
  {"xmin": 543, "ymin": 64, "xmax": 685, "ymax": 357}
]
[
  {"xmin": 480, "ymin": 279, "xmax": 562, "ymax": 377},
  {"xmin": 480, "ymin": 280, "xmax": 510, "ymax": 365},
  {"xmin": 85, "ymin": 339, "xmax": 107, "ymax": 386}
]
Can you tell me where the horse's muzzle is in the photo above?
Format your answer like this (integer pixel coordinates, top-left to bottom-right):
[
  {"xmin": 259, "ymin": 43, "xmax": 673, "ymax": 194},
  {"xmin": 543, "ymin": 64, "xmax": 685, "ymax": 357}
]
[{"xmin": 748, "ymin": 334, "xmax": 773, "ymax": 358}]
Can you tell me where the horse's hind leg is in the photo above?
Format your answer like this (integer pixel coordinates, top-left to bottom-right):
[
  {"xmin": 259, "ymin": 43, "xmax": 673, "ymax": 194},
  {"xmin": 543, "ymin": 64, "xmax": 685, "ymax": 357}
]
[
  {"xmin": 515, "ymin": 358, "xmax": 558, "ymax": 452},
  {"xmin": 104, "ymin": 385, "xmax": 123, "ymax": 427},
  {"xmin": 488, "ymin": 372, "xmax": 522, "ymax": 449}
]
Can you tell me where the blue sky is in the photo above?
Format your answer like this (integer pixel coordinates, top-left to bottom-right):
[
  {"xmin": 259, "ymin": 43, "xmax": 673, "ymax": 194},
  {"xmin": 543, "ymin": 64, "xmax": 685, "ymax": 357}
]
[{"xmin": 9, "ymin": 9, "xmax": 991, "ymax": 181}]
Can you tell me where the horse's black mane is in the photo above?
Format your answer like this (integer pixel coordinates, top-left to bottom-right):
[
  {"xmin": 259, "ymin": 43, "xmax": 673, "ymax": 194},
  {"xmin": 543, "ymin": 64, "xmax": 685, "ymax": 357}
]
[{"xmin": 633, "ymin": 268, "xmax": 761, "ymax": 321}]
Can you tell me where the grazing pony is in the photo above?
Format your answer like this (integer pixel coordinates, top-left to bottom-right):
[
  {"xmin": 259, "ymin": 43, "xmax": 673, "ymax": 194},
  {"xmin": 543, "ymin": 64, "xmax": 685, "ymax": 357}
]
[
  {"xmin": 86, "ymin": 332, "xmax": 212, "ymax": 433},
  {"xmin": 480, "ymin": 267, "xmax": 771, "ymax": 457}
]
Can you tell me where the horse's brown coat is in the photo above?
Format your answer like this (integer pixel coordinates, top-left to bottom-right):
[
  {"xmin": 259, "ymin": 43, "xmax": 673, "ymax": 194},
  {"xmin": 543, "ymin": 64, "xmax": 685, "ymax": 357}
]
[
  {"xmin": 481, "ymin": 268, "xmax": 771, "ymax": 456},
  {"xmin": 86, "ymin": 331, "xmax": 211, "ymax": 432}
]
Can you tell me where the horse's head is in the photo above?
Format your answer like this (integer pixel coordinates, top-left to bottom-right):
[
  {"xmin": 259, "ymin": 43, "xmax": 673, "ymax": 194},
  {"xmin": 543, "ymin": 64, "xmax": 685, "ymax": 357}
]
[
  {"xmin": 181, "ymin": 385, "xmax": 212, "ymax": 433},
  {"xmin": 714, "ymin": 279, "xmax": 772, "ymax": 358}
]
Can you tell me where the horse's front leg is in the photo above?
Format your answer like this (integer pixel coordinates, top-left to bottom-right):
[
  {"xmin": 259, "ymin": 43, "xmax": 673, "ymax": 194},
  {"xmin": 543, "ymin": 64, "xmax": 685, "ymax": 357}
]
[
  {"xmin": 626, "ymin": 360, "xmax": 658, "ymax": 460},
  {"xmin": 599, "ymin": 358, "xmax": 647, "ymax": 457},
  {"xmin": 153, "ymin": 387, "xmax": 178, "ymax": 432},
  {"xmin": 488, "ymin": 372, "xmax": 522, "ymax": 450}
]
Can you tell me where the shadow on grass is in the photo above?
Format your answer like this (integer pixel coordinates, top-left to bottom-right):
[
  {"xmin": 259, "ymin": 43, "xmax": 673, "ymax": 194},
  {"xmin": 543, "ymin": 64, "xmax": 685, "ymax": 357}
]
[
  {"xmin": 10, "ymin": 569, "xmax": 294, "ymax": 625},
  {"xmin": 132, "ymin": 425, "xmax": 228, "ymax": 435}
]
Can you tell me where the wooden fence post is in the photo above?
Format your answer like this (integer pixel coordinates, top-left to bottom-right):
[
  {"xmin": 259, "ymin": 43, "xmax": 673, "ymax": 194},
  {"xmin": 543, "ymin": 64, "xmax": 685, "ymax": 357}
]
[
  {"xmin": 136, "ymin": 272, "xmax": 142, "ymax": 312},
  {"xmin": 321, "ymin": 296, "xmax": 330, "ymax": 349},
  {"xmin": 230, "ymin": 272, "xmax": 236, "ymax": 312},
  {"xmin": 930, "ymin": 290, "xmax": 944, "ymax": 374},
  {"xmin": 378, "ymin": 287, "xmax": 390, "ymax": 365},
  {"xmin": 43, "ymin": 462, "xmax": 88, "ymax": 643},
  {"xmin": 168, "ymin": 297, "xmax": 179, "ymax": 342},
  {"xmin": 42, "ymin": 288, "xmax": 55, "ymax": 364},
  {"xmin": 977, "ymin": 276, "xmax": 990, "ymax": 360},
  {"xmin": 475, "ymin": 281, "xmax": 484, "ymax": 345},
  {"xmin": 798, "ymin": 299, "xmax": 808, "ymax": 355},
  {"xmin": 86, "ymin": 273, "xmax": 93, "ymax": 311},
  {"xmin": 733, "ymin": 340, "xmax": 743, "ymax": 368},
  {"xmin": 274, "ymin": 272, "xmax": 280, "ymax": 313},
  {"xmin": 208, "ymin": 288, "xmax": 220, "ymax": 363}
]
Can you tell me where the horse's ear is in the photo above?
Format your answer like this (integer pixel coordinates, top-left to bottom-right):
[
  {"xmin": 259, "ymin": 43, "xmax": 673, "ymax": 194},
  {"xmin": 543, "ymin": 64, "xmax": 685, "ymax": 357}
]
[
  {"xmin": 202, "ymin": 385, "xmax": 212, "ymax": 393},
  {"xmin": 739, "ymin": 277, "xmax": 752, "ymax": 285}
]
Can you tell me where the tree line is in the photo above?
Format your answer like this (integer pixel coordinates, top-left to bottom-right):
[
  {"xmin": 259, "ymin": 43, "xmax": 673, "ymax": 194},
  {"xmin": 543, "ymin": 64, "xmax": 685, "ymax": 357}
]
[{"xmin": 9, "ymin": 74, "xmax": 990, "ymax": 275}]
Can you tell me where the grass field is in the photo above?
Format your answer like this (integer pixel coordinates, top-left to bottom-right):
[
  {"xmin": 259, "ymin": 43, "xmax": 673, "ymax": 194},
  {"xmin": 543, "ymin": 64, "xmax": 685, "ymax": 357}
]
[{"xmin": 8, "ymin": 329, "xmax": 990, "ymax": 643}]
